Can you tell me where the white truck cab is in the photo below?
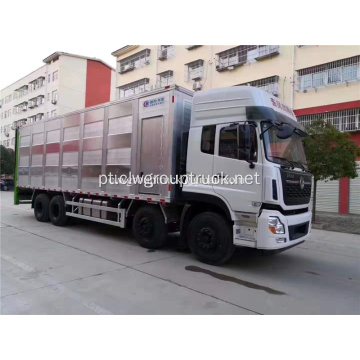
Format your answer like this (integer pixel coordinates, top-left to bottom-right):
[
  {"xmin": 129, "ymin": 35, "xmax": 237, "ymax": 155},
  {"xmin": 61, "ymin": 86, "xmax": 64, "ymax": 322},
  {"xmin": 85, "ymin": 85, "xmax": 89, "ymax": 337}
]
[{"xmin": 183, "ymin": 86, "xmax": 312, "ymax": 259}]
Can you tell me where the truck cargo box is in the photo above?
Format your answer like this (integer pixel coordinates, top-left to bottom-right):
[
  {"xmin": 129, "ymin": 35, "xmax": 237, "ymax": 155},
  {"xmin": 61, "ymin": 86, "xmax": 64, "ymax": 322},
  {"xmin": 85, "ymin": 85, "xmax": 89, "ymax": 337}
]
[{"xmin": 17, "ymin": 85, "xmax": 193, "ymax": 202}]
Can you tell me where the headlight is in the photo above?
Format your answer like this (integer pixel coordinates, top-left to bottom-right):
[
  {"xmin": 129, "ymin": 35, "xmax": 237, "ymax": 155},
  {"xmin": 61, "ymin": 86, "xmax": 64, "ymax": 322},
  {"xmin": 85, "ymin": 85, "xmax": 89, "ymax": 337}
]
[{"xmin": 268, "ymin": 216, "xmax": 285, "ymax": 234}]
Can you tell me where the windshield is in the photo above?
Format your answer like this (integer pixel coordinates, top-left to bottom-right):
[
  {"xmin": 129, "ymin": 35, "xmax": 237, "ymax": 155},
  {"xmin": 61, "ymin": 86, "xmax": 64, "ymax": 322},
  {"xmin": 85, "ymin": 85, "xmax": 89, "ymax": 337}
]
[{"xmin": 262, "ymin": 121, "xmax": 308, "ymax": 170}]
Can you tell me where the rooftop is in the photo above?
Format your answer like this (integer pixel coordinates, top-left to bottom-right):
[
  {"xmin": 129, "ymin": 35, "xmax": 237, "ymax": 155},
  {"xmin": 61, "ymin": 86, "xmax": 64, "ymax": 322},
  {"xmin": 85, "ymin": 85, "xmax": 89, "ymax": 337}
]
[
  {"xmin": 43, "ymin": 51, "xmax": 115, "ymax": 70},
  {"xmin": 111, "ymin": 46, "xmax": 138, "ymax": 57}
]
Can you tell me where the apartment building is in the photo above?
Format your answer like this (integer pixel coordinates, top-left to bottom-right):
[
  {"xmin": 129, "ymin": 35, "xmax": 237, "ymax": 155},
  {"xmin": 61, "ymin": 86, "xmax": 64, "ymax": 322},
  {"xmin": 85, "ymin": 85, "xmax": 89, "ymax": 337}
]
[
  {"xmin": 0, "ymin": 51, "xmax": 116, "ymax": 150},
  {"xmin": 111, "ymin": 45, "xmax": 360, "ymax": 215}
]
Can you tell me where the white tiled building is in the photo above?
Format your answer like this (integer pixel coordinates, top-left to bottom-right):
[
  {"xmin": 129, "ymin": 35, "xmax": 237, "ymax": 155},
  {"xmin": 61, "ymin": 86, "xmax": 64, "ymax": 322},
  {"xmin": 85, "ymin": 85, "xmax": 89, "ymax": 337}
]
[{"xmin": 0, "ymin": 52, "xmax": 115, "ymax": 149}]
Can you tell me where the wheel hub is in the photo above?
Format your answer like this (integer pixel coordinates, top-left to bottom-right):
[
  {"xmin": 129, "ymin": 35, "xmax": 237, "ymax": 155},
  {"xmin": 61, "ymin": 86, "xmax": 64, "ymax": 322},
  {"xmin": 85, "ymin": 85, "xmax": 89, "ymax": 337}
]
[
  {"xmin": 138, "ymin": 217, "xmax": 153, "ymax": 237},
  {"xmin": 196, "ymin": 227, "xmax": 216, "ymax": 250}
]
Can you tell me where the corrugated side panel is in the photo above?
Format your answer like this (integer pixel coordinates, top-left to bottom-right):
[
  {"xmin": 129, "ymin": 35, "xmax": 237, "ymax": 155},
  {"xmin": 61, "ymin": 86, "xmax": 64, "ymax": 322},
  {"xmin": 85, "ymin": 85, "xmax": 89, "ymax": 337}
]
[
  {"xmin": 316, "ymin": 179, "xmax": 340, "ymax": 213},
  {"xmin": 18, "ymin": 125, "xmax": 31, "ymax": 187},
  {"xmin": 105, "ymin": 101, "xmax": 133, "ymax": 195},
  {"xmin": 349, "ymin": 164, "xmax": 360, "ymax": 215}
]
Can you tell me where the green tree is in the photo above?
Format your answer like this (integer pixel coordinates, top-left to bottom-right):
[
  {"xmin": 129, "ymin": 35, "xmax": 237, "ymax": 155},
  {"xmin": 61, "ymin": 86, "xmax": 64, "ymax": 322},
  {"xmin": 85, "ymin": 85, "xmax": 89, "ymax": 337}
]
[
  {"xmin": 304, "ymin": 120, "xmax": 360, "ymax": 222},
  {"xmin": 0, "ymin": 145, "xmax": 15, "ymax": 177}
]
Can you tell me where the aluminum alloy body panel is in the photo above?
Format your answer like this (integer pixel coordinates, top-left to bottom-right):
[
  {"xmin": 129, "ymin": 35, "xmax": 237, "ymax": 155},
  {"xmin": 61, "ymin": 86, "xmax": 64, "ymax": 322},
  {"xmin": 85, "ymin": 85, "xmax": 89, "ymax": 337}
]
[{"xmin": 17, "ymin": 85, "xmax": 193, "ymax": 202}]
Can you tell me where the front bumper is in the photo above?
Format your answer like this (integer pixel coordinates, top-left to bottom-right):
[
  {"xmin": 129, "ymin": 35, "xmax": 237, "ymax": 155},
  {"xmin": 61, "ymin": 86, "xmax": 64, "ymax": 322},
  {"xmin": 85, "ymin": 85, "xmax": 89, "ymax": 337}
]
[{"xmin": 256, "ymin": 209, "xmax": 312, "ymax": 250}]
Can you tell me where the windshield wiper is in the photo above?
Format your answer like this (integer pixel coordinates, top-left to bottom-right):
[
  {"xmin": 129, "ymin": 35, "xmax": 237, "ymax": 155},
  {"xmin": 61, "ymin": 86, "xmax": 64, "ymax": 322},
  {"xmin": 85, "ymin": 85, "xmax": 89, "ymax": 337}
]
[
  {"xmin": 291, "ymin": 160, "xmax": 306, "ymax": 171},
  {"xmin": 269, "ymin": 156, "xmax": 295, "ymax": 169}
]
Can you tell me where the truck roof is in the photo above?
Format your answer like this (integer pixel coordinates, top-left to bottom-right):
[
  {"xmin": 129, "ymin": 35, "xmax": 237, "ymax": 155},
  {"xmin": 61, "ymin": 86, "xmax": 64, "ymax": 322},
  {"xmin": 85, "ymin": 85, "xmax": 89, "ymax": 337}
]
[{"xmin": 192, "ymin": 86, "xmax": 298, "ymax": 125}]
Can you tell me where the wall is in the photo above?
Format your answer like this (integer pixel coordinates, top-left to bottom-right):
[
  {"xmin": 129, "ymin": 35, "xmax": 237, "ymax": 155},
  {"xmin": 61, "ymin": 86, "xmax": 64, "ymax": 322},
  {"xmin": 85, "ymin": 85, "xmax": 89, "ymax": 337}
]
[
  {"xmin": 57, "ymin": 55, "xmax": 87, "ymax": 115},
  {"xmin": 114, "ymin": 46, "xmax": 295, "ymax": 103},
  {"xmin": 85, "ymin": 60, "xmax": 112, "ymax": 108}
]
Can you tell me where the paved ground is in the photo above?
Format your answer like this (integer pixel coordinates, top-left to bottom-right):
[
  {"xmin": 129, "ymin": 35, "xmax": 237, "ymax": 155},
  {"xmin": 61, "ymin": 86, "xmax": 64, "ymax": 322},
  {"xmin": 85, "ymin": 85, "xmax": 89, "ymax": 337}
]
[{"xmin": 1, "ymin": 191, "xmax": 359, "ymax": 315}]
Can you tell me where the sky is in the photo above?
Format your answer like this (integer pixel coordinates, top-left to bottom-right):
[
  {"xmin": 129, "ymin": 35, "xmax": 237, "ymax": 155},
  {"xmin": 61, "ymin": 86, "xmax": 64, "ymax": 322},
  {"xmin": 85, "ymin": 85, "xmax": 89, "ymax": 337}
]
[
  {"xmin": 0, "ymin": 37, "xmax": 118, "ymax": 90},
  {"xmin": 1, "ymin": 0, "xmax": 357, "ymax": 91}
]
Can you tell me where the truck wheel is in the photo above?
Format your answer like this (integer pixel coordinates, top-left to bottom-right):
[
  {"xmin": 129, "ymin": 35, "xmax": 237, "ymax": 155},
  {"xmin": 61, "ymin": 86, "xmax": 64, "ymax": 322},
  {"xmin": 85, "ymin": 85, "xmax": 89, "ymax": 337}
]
[
  {"xmin": 188, "ymin": 212, "xmax": 235, "ymax": 265},
  {"xmin": 49, "ymin": 195, "xmax": 68, "ymax": 226},
  {"xmin": 132, "ymin": 205, "xmax": 168, "ymax": 249},
  {"xmin": 34, "ymin": 194, "xmax": 50, "ymax": 222}
]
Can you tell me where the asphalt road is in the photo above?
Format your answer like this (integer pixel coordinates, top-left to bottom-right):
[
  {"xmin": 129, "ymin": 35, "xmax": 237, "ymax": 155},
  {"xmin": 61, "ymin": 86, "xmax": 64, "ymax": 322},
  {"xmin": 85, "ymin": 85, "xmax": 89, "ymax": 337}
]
[{"xmin": 1, "ymin": 191, "xmax": 359, "ymax": 314}]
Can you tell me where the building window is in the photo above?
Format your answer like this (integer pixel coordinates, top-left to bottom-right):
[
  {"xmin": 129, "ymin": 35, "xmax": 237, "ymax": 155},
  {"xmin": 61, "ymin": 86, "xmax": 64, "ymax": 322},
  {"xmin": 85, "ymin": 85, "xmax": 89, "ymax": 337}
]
[
  {"xmin": 118, "ymin": 78, "xmax": 150, "ymax": 99},
  {"xmin": 298, "ymin": 108, "xmax": 360, "ymax": 133},
  {"xmin": 201, "ymin": 125, "xmax": 216, "ymax": 155},
  {"xmin": 47, "ymin": 93, "xmax": 50, "ymax": 101},
  {"xmin": 36, "ymin": 113, "xmax": 44, "ymax": 122},
  {"xmin": 297, "ymin": 56, "xmax": 360, "ymax": 92},
  {"xmin": 11, "ymin": 137, "xmax": 15, "ymax": 145},
  {"xmin": 237, "ymin": 75, "xmax": 280, "ymax": 97},
  {"xmin": 18, "ymin": 102, "xmax": 28, "ymax": 112},
  {"xmin": 37, "ymin": 95, "xmax": 45, "ymax": 106},
  {"xmin": 48, "ymin": 74, "xmax": 51, "ymax": 83},
  {"xmin": 185, "ymin": 60, "xmax": 204, "ymax": 82},
  {"xmin": 5, "ymin": 94, "xmax": 12, "ymax": 103},
  {"xmin": 158, "ymin": 45, "xmax": 174, "ymax": 60},
  {"xmin": 52, "ymin": 71, "xmax": 58, "ymax": 81},
  {"xmin": 17, "ymin": 85, "xmax": 28, "ymax": 97},
  {"xmin": 118, "ymin": 49, "xmax": 151, "ymax": 74},
  {"xmin": 29, "ymin": 76, "xmax": 45, "ymax": 91},
  {"xmin": 52, "ymin": 90, "xmax": 58, "ymax": 103},
  {"xmin": 157, "ymin": 70, "xmax": 174, "ymax": 87},
  {"xmin": 28, "ymin": 115, "xmax": 36, "ymax": 123},
  {"xmin": 51, "ymin": 110, "xmax": 57, "ymax": 118},
  {"xmin": 4, "ymin": 109, "xmax": 12, "ymax": 118},
  {"xmin": 216, "ymin": 45, "xmax": 279, "ymax": 71}
]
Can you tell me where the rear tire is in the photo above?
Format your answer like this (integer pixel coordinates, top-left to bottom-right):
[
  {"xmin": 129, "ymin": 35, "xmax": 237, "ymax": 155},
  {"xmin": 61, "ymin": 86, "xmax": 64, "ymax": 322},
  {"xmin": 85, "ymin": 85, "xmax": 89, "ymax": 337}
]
[
  {"xmin": 188, "ymin": 212, "xmax": 235, "ymax": 265},
  {"xmin": 34, "ymin": 194, "xmax": 50, "ymax": 222},
  {"xmin": 49, "ymin": 195, "xmax": 68, "ymax": 226},
  {"xmin": 132, "ymin": 205, "xmax": 168, "ymax": 249}
]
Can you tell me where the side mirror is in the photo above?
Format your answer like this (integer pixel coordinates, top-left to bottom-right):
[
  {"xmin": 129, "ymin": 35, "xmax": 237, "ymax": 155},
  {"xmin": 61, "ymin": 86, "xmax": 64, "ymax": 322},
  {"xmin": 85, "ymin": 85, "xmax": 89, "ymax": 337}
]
[
  {"xmin": 276, "ymin": 124, "xmax": 294, "ymax": 139},
  {"xmin": 238, "ymin": 124, "xmax": 256, "ymax": 169}
]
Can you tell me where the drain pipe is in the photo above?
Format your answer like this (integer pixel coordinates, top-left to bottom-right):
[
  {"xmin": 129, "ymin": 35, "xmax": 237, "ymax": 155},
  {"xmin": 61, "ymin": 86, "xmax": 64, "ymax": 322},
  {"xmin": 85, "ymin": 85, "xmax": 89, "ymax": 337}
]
[{"xmin": 291, "ymin": 45, "xmax": 295, "ymax": 109}]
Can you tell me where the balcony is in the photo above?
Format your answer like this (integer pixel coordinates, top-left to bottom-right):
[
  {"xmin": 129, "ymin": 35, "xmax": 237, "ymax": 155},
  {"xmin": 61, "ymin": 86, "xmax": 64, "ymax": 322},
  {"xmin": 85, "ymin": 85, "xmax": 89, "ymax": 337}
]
[{"xmin": 255, "ymin": 45, "xmax": 280, "ymax": 60}]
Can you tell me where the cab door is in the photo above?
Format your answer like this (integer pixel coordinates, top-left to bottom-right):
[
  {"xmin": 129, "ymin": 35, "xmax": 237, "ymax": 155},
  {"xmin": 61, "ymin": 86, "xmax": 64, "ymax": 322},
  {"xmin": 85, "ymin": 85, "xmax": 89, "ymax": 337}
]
[{"xmin": 212, "ymin": 123, "xmax": 262, "ymax": 213}]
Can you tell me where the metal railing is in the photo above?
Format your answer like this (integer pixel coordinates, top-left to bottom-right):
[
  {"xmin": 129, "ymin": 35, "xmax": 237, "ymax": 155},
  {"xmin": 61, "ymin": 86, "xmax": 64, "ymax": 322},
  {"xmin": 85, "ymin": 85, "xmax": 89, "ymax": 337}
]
[{"xmin": 298, "ymin": 108, "xmax": 360, "ymax": 132}]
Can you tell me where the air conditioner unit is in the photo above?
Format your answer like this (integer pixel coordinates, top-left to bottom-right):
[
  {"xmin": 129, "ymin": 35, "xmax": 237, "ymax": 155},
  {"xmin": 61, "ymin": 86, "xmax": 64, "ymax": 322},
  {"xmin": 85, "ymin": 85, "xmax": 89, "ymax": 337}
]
[
  {"xmin": 121, "ymin": 63, "xmax": 135, "ymax": 73},
  {"xmin": 193, "ymin": 82, "xmax": 202, "ymax": 91},
  {"xmin": 186, "ymin": 45, "xmax": 201, "ymax": 50},
  {"xmin": 4, "ymin": 131, "xmax": 9, "ymax": 137},
  {"xmin": 51, "ymin": 99, "xmax": 57, "ymax": 104},
  {"xmin": 158, "ymin": 50, "xmax": 167, "ymax": 60},
  {"xmin": 22, "ymin": 106, "xmax": 27, "ymax": 111},
  {"xmin": 28, "ymin": 102, "xmax": 35, "ymax": 108}
]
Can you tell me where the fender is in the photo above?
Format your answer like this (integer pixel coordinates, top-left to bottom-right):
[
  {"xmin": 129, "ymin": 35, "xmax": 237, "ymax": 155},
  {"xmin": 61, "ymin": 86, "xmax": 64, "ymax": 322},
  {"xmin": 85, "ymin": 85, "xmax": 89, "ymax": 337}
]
[{"xmin": 181, "ymin": 191, "xmax": 232, "ymax": 221}]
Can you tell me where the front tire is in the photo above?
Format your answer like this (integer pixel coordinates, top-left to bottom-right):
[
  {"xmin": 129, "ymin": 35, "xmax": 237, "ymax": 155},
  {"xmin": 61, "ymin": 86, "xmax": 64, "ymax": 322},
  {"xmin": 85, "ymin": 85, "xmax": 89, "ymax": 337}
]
[
  {"xmin": 34, "ymin": 193, "xmax": 50, "ymax": 222},
  {"xmin": 188, "ymin": 212, "xmax": 235, "ymax": 265},
  {"xmin": 132, "ymin": 205, "xmax": 168, "ymax": 249},
  {"xmin": 49, "ymin": 195, "xmax": 68, "ymax": 226}
]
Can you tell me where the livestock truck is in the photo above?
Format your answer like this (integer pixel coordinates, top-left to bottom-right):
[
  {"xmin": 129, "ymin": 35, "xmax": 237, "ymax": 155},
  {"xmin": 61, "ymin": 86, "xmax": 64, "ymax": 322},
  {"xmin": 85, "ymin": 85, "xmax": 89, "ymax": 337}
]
[{"xmin": 14, "ymin": 85, "xmax": 313, "ymax": 265}]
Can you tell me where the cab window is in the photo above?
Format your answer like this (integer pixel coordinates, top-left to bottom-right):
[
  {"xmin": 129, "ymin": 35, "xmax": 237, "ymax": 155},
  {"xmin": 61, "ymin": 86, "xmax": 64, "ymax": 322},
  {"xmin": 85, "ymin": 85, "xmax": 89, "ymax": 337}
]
[
  {"xmin": 219, "ymin": 125, "xmax": 257, "ymax": 161},
  {"xmin": 201, "ymin": 125, "xmax": 216, "ymax": 154}
]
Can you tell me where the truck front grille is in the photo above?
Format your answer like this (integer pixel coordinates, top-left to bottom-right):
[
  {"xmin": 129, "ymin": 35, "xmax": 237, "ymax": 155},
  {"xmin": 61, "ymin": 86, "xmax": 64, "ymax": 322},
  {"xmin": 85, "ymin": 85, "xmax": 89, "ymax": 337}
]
[{"xmin": 280, "ymin": 169, "xmax": 312, "ymax": 206}]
